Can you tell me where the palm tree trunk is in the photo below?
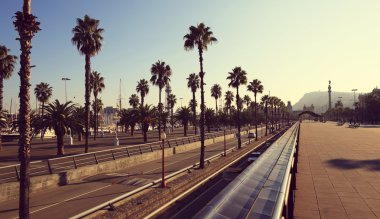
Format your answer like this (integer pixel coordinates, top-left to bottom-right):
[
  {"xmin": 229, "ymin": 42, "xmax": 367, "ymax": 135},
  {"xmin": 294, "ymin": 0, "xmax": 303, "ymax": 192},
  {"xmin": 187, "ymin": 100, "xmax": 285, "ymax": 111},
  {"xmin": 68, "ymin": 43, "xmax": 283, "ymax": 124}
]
[
  {"xmin": 40, "ymin": 101, "xmax": 45, "ymax": 140},
  {"xmin": 158, "ymin": 88, "xmax": 162, "ymax": 141},
  {"xmin": 18, "ymin": 1, "xmax": 34, "ymax": 217},
  {"xmin": 84, "ymin": 54, "xmax": 91, "ymax": 153},
  {"xmin": 0, "ymin": 77, "xmax": 3, "ymax": 151},
  {"xmin": 94, "ymin": 94, "xmax": 97, "ymax": 140},
  {"xmin": 57, "ymin": 132, "xmax": 64, "ymax": 156},
  {"xmin": 141, "ymin": 95, "xmax": 144, "ymax": 107},
  {"xmin": 171, "ymin": 107, "xmax": 174, "ymax": 132},
  {"xmin": 236, "ymin": 87, "xmax": 241, "ymax": 149},
  {"xmin": 215, "ymin": 98, "xmax": 218, "ymax": 112},
  {"xmin": 265, "ymin": 103, "xmax": 268, "ymax": 136},
  {"xmin": 254, "ymin": 93, "xmax": 258, "ymax": 141},
  {"xmin": 192, "ymin": 91, "xmax": 197, "ymax": 135},
  {"xmin": 198, "ymin": 46, "xmax": 205, "ymax": 169}
]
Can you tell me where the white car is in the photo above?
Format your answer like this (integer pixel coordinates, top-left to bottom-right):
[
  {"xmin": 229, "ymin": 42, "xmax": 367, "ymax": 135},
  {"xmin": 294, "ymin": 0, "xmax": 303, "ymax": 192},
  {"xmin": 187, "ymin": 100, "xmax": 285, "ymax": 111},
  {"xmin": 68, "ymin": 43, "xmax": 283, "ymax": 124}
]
[{"xmin": 247, "ymin": 152, "xmax": 261, "ymax": 162}]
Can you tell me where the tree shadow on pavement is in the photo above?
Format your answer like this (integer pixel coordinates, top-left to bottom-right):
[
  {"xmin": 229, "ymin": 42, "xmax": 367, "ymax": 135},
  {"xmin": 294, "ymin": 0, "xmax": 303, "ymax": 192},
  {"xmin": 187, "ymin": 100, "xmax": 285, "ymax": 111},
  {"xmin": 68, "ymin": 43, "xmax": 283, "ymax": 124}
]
[{"xmin": 326, "ymin": 159, "xmax": 380, "ymax": 171}]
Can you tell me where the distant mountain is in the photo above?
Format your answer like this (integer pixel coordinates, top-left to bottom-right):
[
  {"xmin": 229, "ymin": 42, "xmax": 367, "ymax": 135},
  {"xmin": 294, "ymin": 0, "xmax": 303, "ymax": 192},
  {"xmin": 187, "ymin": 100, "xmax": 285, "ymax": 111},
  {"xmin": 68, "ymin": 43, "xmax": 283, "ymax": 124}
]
[{"xmin": 293, "ymin": 91, "xmax": 355, "ymax": 113}]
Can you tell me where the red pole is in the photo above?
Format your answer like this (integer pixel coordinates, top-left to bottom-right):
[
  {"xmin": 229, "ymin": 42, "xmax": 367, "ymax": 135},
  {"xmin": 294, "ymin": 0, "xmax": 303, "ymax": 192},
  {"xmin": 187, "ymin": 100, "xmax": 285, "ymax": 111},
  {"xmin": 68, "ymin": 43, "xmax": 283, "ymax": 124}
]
[
  {"xmin": 161, "ymin": 139, "xmax": 166, "ymax": 188},
  {"xmin": 224, "ymin": 130, "xmax": 226, "ymax": 156}
]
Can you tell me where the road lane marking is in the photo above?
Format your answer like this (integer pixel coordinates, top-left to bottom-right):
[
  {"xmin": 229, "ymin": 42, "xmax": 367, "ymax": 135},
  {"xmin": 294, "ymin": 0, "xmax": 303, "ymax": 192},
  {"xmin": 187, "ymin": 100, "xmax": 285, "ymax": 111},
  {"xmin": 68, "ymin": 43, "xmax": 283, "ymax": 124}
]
[{"xmin": 12, "ymin": 184, "xmax": 113, "ymax": 219}]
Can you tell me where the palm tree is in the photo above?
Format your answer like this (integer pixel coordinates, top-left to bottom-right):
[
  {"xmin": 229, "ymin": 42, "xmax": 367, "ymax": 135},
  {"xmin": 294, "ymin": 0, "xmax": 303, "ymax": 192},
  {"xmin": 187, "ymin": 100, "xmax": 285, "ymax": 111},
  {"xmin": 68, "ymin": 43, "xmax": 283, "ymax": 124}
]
[
  {"xmin": 136, "ymin": 79, "xmax": 149, "ymax": 107},
  {"xmin": 205, "ymin": 108, "xmax": 215, "ymax": 133},
  {"xmin": 0, "ymin": 45, "xmax": 17, "ymax": 151},
  {"xmin": 72, "ymin": 14, "xmax": 104, "ymax": 153},
  {"xmin": 247, "ymin": 79, "xmax": 264, "ymax": 140},
  {"xmin": 184, "ymin": 23, "xmax": 217, "ymax": 169},
  {"xmin": 210, "ymin": 84, "xmax": 222, "ymax": 112},
  {"xmin": 167, "ymin": 94, "xmax": 177, "ymax": 132},
  {"xmin": 227, "ymin": 67, "xmax": 247, "ymax": 149},
  {"xmin": 261, "ymin": 95, "xmax": 270, "ymax": 136},
  {"xmin": 129, "ymin": 94, "xmax": 140, "ymax": 109},
  {"xmin": 43, "ymin": 100, "xmax": 75, "ymax": 156},
  {"xmin": 140, "ymin": 104, "xmax": 157, "ymax": 142},
  {"xmin": 243, "ymin": 95, "xmax": 251, "ymax": 110},
  {"xmin": 34, "ymin": 82, "xmax": 52, "ymax": 139},
  {"xmin": 150, "ymin": 60, "xmax": 171, "ymax": 140},
  {"xmin": 13, "ymin": 1, "xmax": 41, "ymax": 217},
  {"xmin": 186, "ymin": 73, "xmax": 200, "ymax": 135},
  {"xmin": 175, "ymin": 106, "xmax": 192, "ymax": 136},
  {"xmin": 120, "ymin": 108, "xmax": 139, "ymax": 136},
  {"xmin": 224, "ymin": 90, "xmax": 234, "ymax": 127},
  {"xmin": 71, "ymin": 106, "xmax": 85, "ymax": 141},
  {"xmin": 90, "ymin": 71, "xmax": 105, "ymax": 140}
]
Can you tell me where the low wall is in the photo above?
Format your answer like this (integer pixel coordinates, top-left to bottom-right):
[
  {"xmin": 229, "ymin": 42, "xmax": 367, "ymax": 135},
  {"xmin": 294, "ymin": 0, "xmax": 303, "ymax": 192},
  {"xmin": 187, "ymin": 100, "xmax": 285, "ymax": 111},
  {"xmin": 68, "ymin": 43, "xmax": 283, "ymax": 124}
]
[{"xmin": 0, "ymin": 128, "xmax": 256, "ymax": 203}]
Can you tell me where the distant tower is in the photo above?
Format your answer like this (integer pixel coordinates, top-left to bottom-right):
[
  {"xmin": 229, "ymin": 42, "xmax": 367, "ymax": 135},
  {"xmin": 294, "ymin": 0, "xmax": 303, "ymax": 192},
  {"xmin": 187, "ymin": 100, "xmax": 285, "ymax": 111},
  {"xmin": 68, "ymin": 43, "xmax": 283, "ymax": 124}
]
[
  {"xmin": 328, "ymin": 80, "xmax": 332, "ymax": 110},
  {"xmin": 165, "ymin": 83, "xmax": 172, "ymax": 113},
  {"xmin": 287, "ymin": 101, "xmax": 293, "ymax": 112}
]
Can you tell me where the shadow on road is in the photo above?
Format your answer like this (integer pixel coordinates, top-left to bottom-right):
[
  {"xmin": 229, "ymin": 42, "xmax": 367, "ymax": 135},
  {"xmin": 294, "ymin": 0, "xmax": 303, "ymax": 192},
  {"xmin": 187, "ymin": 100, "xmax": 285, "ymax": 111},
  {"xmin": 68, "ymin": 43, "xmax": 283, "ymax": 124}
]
[{"xmin": 326, "ymin": 158, "xmax": 380, "ymax": 171}]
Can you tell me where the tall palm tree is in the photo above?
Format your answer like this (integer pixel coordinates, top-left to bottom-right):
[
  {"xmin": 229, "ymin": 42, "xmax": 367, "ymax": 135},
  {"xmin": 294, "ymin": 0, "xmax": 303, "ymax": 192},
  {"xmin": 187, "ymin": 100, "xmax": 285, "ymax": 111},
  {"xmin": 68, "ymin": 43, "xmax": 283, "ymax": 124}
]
[
  {"xmin": 90, "ymin": 71, "xmax": 105, "ymax": 140},
  {"xmin": 205, "ymin": 108, "xmax": 215, "ymax": 133},
  {"xmin": 224, "ymin": 90, "xmax": 234, "ymax": 127},
  {"xmin": 247, "ymin": 79, "xmax": 264, "ymax": 140},
  {"xmin": 150, "ymin": 60, "xmax": 171, "ymax": 141},
  {"xmin": 72, "ymin": 14, "xmax": 104, "ymax": 153},
  {"xmin": 71, "ymin": 106, "xmax": 85, "ymax": 141},
  {"xmin": 44, "ymin": 100, "xmax": 75, "ymax": 156},
  {"xmin": 34, "ymin": 82, "xmax": 52, "ymax": 115},
  {"xmin": 0, "ymin": 45, "xmax": 17, "ymax": 151},
  {"xmin": 184, "ymin": 23, "xmax": 217, "ymax": 169},
  {"xmin": 13, "ymin": 1, "xmax": 41, "ymax": 216},
  {"xmin": 186, "ymin": 73, "xmax": 200, "ymax": 135},
  {"xmin": 243, "ymin": 95, "xmax": 251, "ymax": 110},
  {"xmin": 129, "ymin": 94, "xmax": 140, "ymax": 109},
  {"xmin": 227, "ymin": 67, "xmax": 247, "ymax": 149},
  {"xmin": 140, "ymin": 104, "xmax": 157, "ymax": 142},
  {"xmin": 167, "ymin": 94, "xmax": 177, "ymax": 132},
  {"xmin": 210, "ymin": 84, "xmax": 222, "ymax": 112},
  {"xmin": 136, "ymin": 79, "xmax": 149, "ymax": 107},
  {"xmin": 175, "ymin": 106, "xmax": 192, "ymax": 136},
  {"xmin": 261, "ymin": 95, "xmax": 270, "ymax": 136}
]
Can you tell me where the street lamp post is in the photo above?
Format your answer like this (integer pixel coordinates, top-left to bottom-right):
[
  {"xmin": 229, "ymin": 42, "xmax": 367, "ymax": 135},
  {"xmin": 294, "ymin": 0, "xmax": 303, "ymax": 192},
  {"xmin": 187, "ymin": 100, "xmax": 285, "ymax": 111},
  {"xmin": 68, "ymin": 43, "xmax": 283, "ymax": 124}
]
[
  {"xmin": 161, "ymin": 132, "xmax": 167, "ymax": 188},
  {"xmin": 62, "ymin": 77, "xmax": 71, "ymax": 103}
]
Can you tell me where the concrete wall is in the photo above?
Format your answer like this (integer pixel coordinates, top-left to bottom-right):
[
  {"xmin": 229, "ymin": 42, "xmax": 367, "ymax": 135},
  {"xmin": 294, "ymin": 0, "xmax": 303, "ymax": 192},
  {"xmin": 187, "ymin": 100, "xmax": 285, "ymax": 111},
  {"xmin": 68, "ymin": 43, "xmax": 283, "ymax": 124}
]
[{"xmin": 0, "ymin": 128, "xmax": 256, "ymax": 202}]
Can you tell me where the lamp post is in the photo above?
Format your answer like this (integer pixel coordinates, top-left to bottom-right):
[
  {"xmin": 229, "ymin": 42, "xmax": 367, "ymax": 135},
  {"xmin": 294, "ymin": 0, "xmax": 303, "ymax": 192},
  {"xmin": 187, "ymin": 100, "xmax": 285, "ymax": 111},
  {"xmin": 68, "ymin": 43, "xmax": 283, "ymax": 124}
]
[
  {"xmin": 161, "ymin": 132, "xmax": 167, "ymax": 188},
  {"xmin": 62, "ymin": 77, "xmax": 71, "ymax": 103}
]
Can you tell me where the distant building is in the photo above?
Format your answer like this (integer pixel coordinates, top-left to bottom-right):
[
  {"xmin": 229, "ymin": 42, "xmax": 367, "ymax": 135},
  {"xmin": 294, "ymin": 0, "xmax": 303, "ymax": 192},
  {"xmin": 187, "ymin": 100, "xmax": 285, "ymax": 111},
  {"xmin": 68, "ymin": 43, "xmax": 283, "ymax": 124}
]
[
  {"xmin": 287, "ymin": 101, "xmax": 293, "ymax": 112},
  {"xmin": 103, "ymin": 106, "xmax": 119, "ymax": 126},
  {"xmin": 165, "ymin": 84, "xmax": 172, "ymax": 113}
]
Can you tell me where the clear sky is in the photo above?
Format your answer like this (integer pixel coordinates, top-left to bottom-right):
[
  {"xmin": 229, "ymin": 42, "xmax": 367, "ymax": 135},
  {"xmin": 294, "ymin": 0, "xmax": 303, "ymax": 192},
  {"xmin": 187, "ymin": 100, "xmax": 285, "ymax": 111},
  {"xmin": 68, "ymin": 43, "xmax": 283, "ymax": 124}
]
[{"xmin": 1, "ymin": 0, "xmax": 379, "ymax": 112}]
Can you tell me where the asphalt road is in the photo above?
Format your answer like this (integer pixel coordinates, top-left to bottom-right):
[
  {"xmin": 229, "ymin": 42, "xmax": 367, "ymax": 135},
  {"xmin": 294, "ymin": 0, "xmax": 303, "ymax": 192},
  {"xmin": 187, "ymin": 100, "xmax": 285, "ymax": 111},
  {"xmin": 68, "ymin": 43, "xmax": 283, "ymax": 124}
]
[{"xmin": 0, "ymin": 128, "xmax": 266, "ymax": 219}]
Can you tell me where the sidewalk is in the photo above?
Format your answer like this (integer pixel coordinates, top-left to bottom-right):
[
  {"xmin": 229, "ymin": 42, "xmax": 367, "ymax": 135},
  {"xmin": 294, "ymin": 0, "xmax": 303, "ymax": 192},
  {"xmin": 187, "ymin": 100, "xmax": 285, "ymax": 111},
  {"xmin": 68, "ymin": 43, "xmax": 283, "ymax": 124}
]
[{"xmin": 294, "ymin": 121, "xmax": 380, "ymax": 219}]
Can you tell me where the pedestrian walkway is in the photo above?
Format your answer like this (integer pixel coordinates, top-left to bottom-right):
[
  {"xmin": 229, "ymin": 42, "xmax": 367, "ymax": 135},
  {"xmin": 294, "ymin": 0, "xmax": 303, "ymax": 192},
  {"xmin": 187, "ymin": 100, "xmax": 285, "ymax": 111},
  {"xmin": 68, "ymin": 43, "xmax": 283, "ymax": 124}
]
[{"xmin": 294, "ymin": 121, "xmax": 380, "ymax": 219}]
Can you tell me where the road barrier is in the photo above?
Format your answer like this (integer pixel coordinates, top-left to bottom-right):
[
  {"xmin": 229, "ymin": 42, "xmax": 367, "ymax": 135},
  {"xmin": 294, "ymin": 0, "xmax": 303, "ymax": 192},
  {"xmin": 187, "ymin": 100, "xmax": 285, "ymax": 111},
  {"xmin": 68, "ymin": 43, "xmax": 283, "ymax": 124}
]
[{"xmin": 0, "ymin": 128, "xmax": 247, "ymax": 184}]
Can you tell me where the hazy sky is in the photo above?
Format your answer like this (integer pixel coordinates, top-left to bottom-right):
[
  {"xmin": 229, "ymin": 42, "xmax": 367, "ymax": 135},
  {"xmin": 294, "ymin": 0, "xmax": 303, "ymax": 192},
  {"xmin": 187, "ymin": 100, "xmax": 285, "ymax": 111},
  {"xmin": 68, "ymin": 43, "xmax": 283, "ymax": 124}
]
[{"xmin": 1, "ymin": 1, "xmax": 379, "ymax": 111}]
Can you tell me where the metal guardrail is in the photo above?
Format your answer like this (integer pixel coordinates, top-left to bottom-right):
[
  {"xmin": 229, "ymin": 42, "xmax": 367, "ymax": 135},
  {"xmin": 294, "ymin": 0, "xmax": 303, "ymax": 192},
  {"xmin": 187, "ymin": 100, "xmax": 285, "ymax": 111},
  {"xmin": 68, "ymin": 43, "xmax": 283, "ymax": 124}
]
[
  {"xmin": 195, "ymin": 123, "xmax": 299, "ymax": 219},
  {"xmin": 70, "ymin": 127, "xmax": 277, "ymax": 219},
  {"xmin": 0, "ymin": 127, "xmax": 249, "ymax": 183}
]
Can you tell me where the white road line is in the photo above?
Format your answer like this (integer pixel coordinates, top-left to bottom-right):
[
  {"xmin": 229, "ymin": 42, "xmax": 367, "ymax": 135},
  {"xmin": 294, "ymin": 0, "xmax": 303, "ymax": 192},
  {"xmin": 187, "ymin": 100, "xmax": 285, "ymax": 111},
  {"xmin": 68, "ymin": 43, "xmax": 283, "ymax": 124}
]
[{"xmin": 12, "ymin": 184, "xmax": 113, "ymax": 219}]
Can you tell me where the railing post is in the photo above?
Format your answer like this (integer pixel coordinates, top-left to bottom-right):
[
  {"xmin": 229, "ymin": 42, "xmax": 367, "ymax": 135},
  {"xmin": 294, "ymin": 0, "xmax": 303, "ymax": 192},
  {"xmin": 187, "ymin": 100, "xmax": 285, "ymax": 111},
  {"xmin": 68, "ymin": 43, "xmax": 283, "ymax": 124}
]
[
  {"xmin": 126, "ymin": 148, "xmax": 130, "ymax": 157},
  {"xmin": 94, "ymin": 154, "xmax": 99, "ymax": 164},
  {"xmin": 139, "ymin": 146, "xmax": 143, "ymax": 154},
  {"xmin": 73, "ymin": 157, "xmax": 78, "ymax": 169},
  {"xmin": 150, "ymin": 145, "xmax": 154, "ymax": 152},
  {"xmin": 47, "ymin": 160, "xmax": 53, "ymax": 174},
  {"xmin": 111, "ymin": 151, "xmax": 116, "ymax": 160},
  {"xmin": 15, "ymin": 166, "xmax": 20, "ymax": 181},
  {"xmin": 167, "ymin": 140, "xmax": 171, "ymax": 148}
]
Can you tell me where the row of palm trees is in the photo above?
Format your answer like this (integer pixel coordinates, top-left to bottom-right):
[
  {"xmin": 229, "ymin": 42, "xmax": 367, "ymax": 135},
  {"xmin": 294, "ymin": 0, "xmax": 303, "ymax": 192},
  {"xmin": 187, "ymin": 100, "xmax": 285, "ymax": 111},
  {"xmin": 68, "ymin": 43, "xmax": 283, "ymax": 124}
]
[{"xmin": 3, "ymin": 2, "xmax": 291, "ymax": 216}]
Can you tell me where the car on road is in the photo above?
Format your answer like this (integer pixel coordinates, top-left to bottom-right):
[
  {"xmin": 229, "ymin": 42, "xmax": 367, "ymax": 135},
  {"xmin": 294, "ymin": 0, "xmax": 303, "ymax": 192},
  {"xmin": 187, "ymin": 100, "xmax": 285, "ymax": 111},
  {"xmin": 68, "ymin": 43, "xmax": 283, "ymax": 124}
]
[
  {"xmin": 248, "ymin": 132, "xmax": 256, "ymax": 139},
  {"xmin": 247, "ymin": 152, "xmax": 261, "ymax": 163}
]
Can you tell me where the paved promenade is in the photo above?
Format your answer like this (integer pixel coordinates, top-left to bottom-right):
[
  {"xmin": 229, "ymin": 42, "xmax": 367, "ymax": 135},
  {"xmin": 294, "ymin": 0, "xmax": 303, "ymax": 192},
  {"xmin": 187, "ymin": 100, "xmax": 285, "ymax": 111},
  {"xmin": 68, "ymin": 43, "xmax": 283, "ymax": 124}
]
[{"xmin": 294, "ymin": 121, "xmax": 380, "ymax": 219}]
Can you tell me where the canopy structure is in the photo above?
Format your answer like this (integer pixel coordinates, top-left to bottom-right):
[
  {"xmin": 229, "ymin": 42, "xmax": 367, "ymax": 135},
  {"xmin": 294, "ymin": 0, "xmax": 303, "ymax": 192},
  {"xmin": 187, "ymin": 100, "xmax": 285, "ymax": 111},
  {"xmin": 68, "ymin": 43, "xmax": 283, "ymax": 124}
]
[{"xmin": 298, "ymin": 110, "xmax": 322, "ymax": 118}]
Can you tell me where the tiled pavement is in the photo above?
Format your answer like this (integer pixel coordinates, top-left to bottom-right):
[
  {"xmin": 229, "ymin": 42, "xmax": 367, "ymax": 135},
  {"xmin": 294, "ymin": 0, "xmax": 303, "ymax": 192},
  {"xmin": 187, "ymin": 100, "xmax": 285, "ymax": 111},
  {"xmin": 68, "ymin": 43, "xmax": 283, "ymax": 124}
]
[{"xmin": 294, "ymin": 122, "xmax": 380, "ymax": 219}]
